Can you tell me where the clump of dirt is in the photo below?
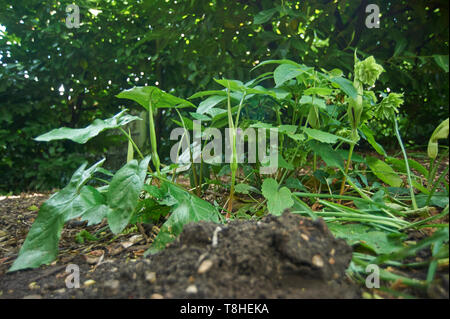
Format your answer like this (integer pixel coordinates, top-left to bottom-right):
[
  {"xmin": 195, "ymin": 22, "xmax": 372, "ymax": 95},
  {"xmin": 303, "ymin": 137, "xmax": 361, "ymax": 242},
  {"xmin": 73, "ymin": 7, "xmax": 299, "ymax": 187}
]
[{"xmin": 1, "ymin": 212, "xmax": 359, "ymax": 299}]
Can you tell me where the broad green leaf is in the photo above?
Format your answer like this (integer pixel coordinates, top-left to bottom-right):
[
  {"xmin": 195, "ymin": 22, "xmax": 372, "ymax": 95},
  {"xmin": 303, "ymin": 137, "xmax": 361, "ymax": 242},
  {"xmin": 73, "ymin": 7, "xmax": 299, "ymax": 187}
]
[
  {"xmin": 307, "ymin": 106, "xmax": 320, "ymax": 129},
  {"xmin": 268, "ymin": 87, "xmax": 290, "ymax": 99},
  {"xmin": 207, "ymin": 107, "xmax": 227, "ymax": 118},
  {"xmin": 309, "ymin": 141, "xmax": 344, "ymax": 169},
  {"xmin": 147, "ymin": 183, "xmax": 220, "ymax": 254},
  {"xmin": 190, "ymin": 112, "xmax": 211, "ymax": 121},
  {"xmin": 385, "ymin": 157, "xmax": 429, "ymax": 177},
  {"xmin": 286, "ymin": 133, "xmax": 306, "ymax": 142},
  {"xmin": 416, "ymin": 193, "xmax": 449, "ymax": 208},
  {"xmin": 143, "ymin": 184, "xmax": 166, "ymax": 199},
  {"xmin": 360, "ymin": 125, "xmax": 387, "ymax": 156},
  {"xmin": 337, "ymin": 149, "xmax": 365, "ymax": 163},
  {"xmin": 189, "ymin": 90, "xmax": 226, "ymax": 99},
  {"xmin": 299, "ymin": 95, "xmax": 327, "ymax": 110},
  {"xmin": 250, "ymin": 122, "xmax": 274, "ymax": 129},
  {"xmin": 303, "ymin": 127, "xmax": 353, "ymax": 144},
  {"xmin": 277, "ymin": 124, "xmax": 297, "ymax": 135},
  {"xmin": 96, "ymin": 167, "xmax": 114, "ymax": 177},
  {"xmin": 303, "ymin": 87, "xmax": 333, "ymax": 96},
  {"xmin": 76, "ymin": 186, "xmax": 110, "ymax": 225},
  {"xmin": 172, "ymin": 116, "xmax": 194, "ymax": 130},
  {"xmin": 329, "ymin": 68, "xmax": 343, "ymax": 77},
  {"xmin": 253, "ymin": 8, "xmax": 278, "ymax": 24},
  {"xmin": 10, "ymin": 159, "xmax": 106, "ymax": 271},
  {"xmin": 197, "ymin": 95, "xmax": 226, "ymax": 114},
  {"xmin": 284, "ymin": 178, "xmax": 308, "ymax": 192},
  {"xmin": 262, "ymin": 178, "xmax": 294, "ymax": 216},
  {"xmin": 433, "ymin": 55, "xmax": 449, "ymax": 73},
  {"xmin": 245, "ymin": 86, "xmax": 276, "ymax": 97},
  {"xmin": 274, "ymin": 64, "xmax": 305, "ymax": 87},
  {"xmin": 213, "ymin": 78, "xmax": 246, "ymax": 91},
  {"xmin": 366, "ymin": 156, "xmax": 403, "ymax": 187},
  {"xmin": 117, "ymin": 86, "xmax": 195, "ymax": 109},
  {"xmin": 328, "ymin": 223, "xmax": 405, "ymax": 255},
  {"xmin": 35, "ymin": 110, "xmax": 140, "ymax": 144},
  {"xmin": 330, "ymin": 77, "xmax": 358, "ymax": 100},
  {"xmin": 427, "ymin": 118, "xmax": 449, "ymax": 159},
  {"xmin": 106, "ymin": 156, "xmax": 151, "ymax": 234}
]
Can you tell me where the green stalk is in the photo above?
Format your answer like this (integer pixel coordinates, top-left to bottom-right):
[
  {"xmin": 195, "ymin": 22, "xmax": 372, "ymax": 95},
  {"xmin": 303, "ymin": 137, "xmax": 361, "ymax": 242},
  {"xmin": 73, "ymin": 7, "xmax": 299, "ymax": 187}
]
[
  {"xmin": 340, "ymin": 75, "xmax": 362, "ymax": 197},
  {"xmin": 318, "ymin": 200, "xmax": 409, "ymax": 227},
  {"xmin": 226, "ymin": 87, "xmax": 236, "ymax": 214},
  {"xmin": 148, "ymin": 99, "xmax": 160, "ymax": 175},
  {"xmin": 427, "ymin": 157, "xmax": 437, "ymax": 190},
  {"xmin": 293, "ymin": 190, "xmax": 405, "ymax": 217},
  {"xmin": 198, "ymin": 156, "xmax": 204, "ymax": 197},
  {"xmin": 339, "ymin": 142, "xmax": 355, "ymax": 197},
  {"xmin": 172, "ymin": 109, "xmax": 190, "ymax": 183},
  {"xmin": 352, "ymin": 257, "xmax": 427, "ymax": 288},
  {"xmin": 119, "ymin": 127, "xmax": 144, "ymax": 160},
  {"xmin": 292, "ymin": 195, "xmax": 317, "ymax": 219},
  {"xmin": 394, "ymin": 117, "xmax": 417, "ymax": 209}
]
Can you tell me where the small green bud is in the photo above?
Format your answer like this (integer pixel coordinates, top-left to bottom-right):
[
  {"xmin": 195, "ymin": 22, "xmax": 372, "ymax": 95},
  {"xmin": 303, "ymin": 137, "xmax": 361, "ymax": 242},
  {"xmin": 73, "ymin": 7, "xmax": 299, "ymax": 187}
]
[{"xmin": 428, "ymin": 118, "xmax": 449, "ymax": 159}]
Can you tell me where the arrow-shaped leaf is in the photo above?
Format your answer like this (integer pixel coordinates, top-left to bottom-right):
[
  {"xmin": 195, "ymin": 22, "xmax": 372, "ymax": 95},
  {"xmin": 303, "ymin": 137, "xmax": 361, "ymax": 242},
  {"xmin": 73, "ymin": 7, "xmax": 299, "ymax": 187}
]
[
  {"xmin": 10, "ymin": 159, "xmax": 106, "ymax": 271},
  {"xmin": 107, "ymin": 156, "xmax": 151, "ymax": 234},
  {"xmin": 35, "ymin": 110, "xmax": 140, "ymax": 144},
  {"xmin": 117, "ymin": 86, "xmax": 195, "ymax": 109}
]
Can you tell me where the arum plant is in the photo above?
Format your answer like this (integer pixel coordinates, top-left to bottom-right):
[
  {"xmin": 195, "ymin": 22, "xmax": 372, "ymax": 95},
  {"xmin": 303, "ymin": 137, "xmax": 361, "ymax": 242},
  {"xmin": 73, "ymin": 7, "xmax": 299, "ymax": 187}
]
[
  {"xmin": 340, "ymin": 54, "xmax": 384, "ymax": 196},
  {"xmin": 374, "ymin": 92, "xmax": 418, "ymax": 209},
  {"xmin": 12, "ymin": 110, "xmax": 153, "ymax": 271},
  {"xmin": 426, "ymin": 118, "xmax": 449, "ymax": 206},
  {"xmin": 223, "ymin": 81, "xmax": 247, "ymax": 215},
  {"xmin": 117, "ymin": 86, "xmax": 195, "ymax": 176},
  {"xmin": 189, "ymin": 78, "xmax": 273, "ymax": 215}
]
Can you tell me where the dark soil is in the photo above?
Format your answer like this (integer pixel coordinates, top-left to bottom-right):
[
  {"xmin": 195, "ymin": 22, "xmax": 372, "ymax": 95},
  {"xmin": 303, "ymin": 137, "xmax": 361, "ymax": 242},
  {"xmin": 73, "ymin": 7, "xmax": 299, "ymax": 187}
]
[{"xmin": 1, "ymin": 208, "xmax": 359, "ymax": 299}]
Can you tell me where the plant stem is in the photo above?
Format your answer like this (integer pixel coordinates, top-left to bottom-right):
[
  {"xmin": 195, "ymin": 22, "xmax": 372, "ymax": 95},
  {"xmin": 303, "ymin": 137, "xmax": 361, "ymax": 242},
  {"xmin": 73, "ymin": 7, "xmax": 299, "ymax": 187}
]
[
  {"xmin": 394, "ymin": 117, "xmax": 417, "ymax": 209},
  {"xmin": 339, "ymin": 141, "xmax": 355, "ymax": 197},
  {"xmin": 119, "ymin": 127, "xmax": 144, "ymax": 160},
  {"xmin": 352, "ymin": 257, "xmax": 427, "ymax": 288},
  {"xmin": 148, "ymin": 99, "xmax": 160, "ymax": 175},
  {"xmin": 226, "ymin": 88, "xmax": 246, "ymax": 216}
]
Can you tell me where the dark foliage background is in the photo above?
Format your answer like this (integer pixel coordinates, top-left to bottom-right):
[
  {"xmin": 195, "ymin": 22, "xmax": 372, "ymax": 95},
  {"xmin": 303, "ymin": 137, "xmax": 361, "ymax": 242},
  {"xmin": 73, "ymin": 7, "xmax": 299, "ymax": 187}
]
[{"xmin": 0, "ymin": 0, "xmax": 448, "ymax": 193}]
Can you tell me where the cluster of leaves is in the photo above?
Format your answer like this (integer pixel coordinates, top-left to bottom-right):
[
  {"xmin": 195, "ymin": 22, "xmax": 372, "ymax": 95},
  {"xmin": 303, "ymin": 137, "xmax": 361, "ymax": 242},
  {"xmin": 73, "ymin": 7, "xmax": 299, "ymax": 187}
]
[
  {"xmin": 11, "ymin": 56, "xmax": 448, "ymax": 300},
  {"xmin": 2, "ymin": 1, "xmax": 448, "ymax": 297},
  {"xmin": 1, "ymin": 0, "xmax": 448, "ymax": 193}
]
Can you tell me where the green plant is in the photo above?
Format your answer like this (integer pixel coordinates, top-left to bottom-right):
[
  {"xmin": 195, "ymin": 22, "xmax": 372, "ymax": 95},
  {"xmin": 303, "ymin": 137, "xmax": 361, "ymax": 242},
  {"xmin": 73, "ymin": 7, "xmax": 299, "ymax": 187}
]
[
  {"xmin": 339, "ymin": 54, "xmax": 384, "ymax": 197},
  {"xmin": 9, "ymin": 104, "xmax": 218, "ymax": 271},
  {"xmin": 10, "ymin": 57, "xmax": 449, "ymax": 299}
]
